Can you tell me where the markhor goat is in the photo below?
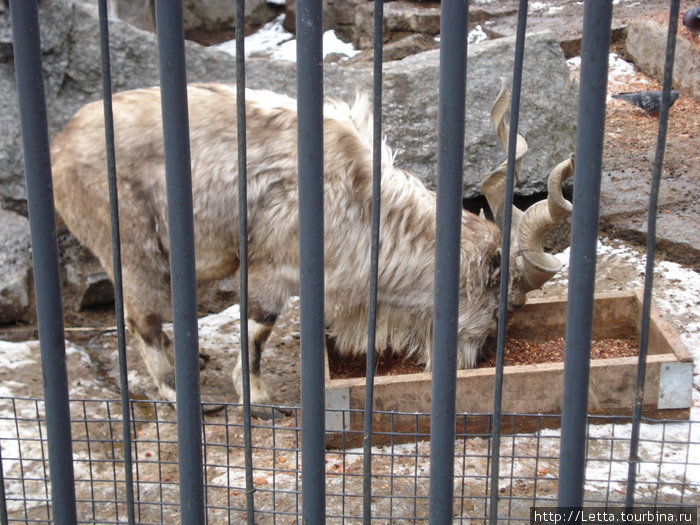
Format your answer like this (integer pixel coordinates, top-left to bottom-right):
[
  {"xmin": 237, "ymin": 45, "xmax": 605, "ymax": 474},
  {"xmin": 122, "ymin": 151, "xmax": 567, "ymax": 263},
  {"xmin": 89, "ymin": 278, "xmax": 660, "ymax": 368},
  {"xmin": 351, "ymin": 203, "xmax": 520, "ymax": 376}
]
[{"xmin": 51, "ymin": 82, "xmax": 573, "ymax": 417}]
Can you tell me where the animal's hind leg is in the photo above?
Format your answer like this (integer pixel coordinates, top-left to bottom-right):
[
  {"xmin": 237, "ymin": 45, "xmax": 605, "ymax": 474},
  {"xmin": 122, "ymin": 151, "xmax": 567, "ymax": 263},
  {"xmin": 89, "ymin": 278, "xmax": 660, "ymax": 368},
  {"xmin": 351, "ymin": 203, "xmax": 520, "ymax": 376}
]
[
  {"xmin": 63, "ymin": 165, "xmax": 178, "ymax": 402},
  {"xmin": 126, "ymin": 308, "xmax": 177, "ymax": 401},
  {"xmin": 121, "ymin": 254, "xmax": 175, "ymax": 401},
  {"xmin": 85, "ymin": 239, "xmax": 176, "ymax": 401},
  {"xmin": 233, "ymin": 309, "xmax": 285, "ymax": 419},
  {"xmin": 116, "ymin": 212, "xmax": 177, "ymax": 402}
]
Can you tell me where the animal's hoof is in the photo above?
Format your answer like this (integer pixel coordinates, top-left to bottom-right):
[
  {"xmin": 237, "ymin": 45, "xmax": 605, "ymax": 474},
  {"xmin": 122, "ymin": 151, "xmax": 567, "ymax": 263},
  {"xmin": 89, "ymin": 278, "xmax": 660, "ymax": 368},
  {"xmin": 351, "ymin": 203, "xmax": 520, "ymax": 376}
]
[
  {"xmin": 248, "ymin": 405, "xmax": 292, "ymax": 421},
  {"xmin": 158, "ymin": 386, "xmax": 177, "ymax": 403},
  {"xmin": 202, "ymin": 404, "xmax": 227, "ymax": 415},
  {"xmin": 157, "ymin": 370, "xmax": 178, "ymax": 402}
]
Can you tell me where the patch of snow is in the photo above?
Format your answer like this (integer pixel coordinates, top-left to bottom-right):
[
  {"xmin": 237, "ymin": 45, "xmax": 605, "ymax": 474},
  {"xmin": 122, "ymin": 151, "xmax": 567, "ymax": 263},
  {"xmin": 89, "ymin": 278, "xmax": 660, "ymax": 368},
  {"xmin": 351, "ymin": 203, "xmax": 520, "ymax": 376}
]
[
  {"xmin": 567, "ymin": 53, "xmax": 653, "ymax": 102},
  {"xmin": 0, "ymin": 341, "xmax": 38, "ymax": 369},
  {"xmin": 215, "ymin": 15, "xmax": 359, "ymax": 62},
  {"xmin": 210, "ymin": 468, "xmax": 247, "ymax": 487},
  {"xmin": 566, "ymin": 55, "xmax": 581, "ymax": 72},
  {"xmin": 468, "ymin": 25, "xmax": 488, "ymax": 45},
  {"xmin": 322, "ymin": 30, "xmax": 360, "ymax": 60},
  {"xmin": 0, "ymin": 397, "xmax": 46, "ymax": 513},
  {"xmin": 606, "ymin": 53, "xmax": 640, "ymax": 100},
  {"xmin": 189, "ymin": 303, "xmax": 241, "ymax": 353},
  {"xmin": 0, "ymin": 381, "xmax": 24, "ymax": 398},
  {"xmin": 214, "ymin": 15, "xmax": 292, "ymax": 58},
  {"xmin": 529, "ymin": 2, "xmax": 550, "ymax": 12},
  {"xmin": 608, "ymin": 53, "xmax": 636, "ymax": 79},
  {"xmin": 545, "ymin": 238, "xmax": 700, "ymax": 421}
]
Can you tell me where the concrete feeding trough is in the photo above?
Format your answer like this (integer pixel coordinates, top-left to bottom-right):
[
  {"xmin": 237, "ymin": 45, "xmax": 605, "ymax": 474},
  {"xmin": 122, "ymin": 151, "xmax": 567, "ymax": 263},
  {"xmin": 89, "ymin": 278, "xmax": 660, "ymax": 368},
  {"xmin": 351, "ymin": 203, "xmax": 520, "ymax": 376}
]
[{"xmin": 324, "ymin": 290, "xmax": 692, "ymax": 447}]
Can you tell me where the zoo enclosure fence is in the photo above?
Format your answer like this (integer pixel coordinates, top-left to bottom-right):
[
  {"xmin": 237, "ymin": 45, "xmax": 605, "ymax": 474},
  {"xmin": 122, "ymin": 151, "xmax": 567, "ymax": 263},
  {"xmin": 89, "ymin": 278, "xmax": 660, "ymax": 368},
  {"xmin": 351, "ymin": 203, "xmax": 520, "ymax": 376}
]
[
  {"xmin": 3, "ymin": 0, "xmax": 697, "ymax": 524},
  {"xmin": 1, "ymin": 399, "xmax": 698, "ymax": 523}
]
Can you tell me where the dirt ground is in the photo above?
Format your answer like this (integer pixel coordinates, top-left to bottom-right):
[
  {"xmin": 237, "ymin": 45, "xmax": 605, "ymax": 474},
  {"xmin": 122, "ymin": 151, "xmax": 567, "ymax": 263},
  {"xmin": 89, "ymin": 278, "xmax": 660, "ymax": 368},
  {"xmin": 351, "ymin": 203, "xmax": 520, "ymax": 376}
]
[{"xmin": 1, "ymin": 1, "xmax": 699, "ymax": 522}]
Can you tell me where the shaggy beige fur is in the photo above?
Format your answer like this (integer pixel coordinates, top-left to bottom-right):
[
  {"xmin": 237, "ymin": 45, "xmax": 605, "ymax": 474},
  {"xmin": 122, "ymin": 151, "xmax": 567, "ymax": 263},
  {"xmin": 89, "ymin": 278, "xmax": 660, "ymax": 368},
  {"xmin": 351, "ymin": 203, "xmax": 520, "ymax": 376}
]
[{"xmin": 51, "ymin": 84, "xmax": 550, "ymax": 416}]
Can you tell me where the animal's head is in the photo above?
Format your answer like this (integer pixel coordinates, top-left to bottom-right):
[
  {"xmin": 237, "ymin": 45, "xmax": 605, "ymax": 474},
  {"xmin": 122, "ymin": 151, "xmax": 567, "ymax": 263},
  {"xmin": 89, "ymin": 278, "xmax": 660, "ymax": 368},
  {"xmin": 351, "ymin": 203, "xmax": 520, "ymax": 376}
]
[
  {"xmin": 440, "ymin": 81, "xmax": 573, "ymax": 368},
  {"xmin": 480, "ymin": 79, "xmax": 574, "ymax": 314}
]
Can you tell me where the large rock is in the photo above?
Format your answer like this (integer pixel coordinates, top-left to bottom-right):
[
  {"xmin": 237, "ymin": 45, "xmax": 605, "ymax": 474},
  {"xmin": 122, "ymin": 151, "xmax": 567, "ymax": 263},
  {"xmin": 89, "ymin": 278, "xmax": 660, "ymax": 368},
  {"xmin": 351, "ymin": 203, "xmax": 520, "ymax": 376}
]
[
  {"xmin": 0, "ymin": 208, "xmax": 32, "ymax": 323},
  {"xmin": 626, "ymin": 19, "xmax": 700, "ymax": 102},
  {"xmin": 599, "ymin": 167, "xmax": 700, "ymax": 268},
  {"xmin": 377, "ymin": 32, "xmax": 578, "ymax": 196},
  {"xmin": 181, "ymin": 0, "xmax": 279, "ymax": 43},
  {"xmin": 352, "ymin": 0, "xmax": 442, "ymax": 49},
  {"xmin": 76, "ymin": 0, "xmax": 279, "ymax": 41},
  {"xmin": 1, "ymin": 1, "xmax": 575, "ymax": 206},
  {"xmin": 79, "ymin": 0, "xmax": 155, "ymax": 33},
  {"xmin": 0, "ymin": 206, "xmax": 117, "ymax": 323},
  {"xmin": 245, "ymin": 31, "xmax": 578, "ymax": 196},
  {"xmin": 283, "ymin": 0, "xmax": 363, "ymax": 40}
]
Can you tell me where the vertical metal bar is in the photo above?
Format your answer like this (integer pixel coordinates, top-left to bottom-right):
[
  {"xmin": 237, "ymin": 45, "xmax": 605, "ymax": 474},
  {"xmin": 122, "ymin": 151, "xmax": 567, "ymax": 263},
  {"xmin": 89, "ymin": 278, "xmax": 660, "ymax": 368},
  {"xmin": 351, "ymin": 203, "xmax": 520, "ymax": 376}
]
[
  {"xmin": 625, "ymin": 0, "xmax": 680, "ymax": 508},
  {"xmin": 153, "ymin": 2, "xmax": 204, "ymax": 523},
  {"xmin": 235, "ymin": 0, "xmax": 256, "ymax": 522},
  {"xmin": 31, "ymin": 398, "xmax": 49, "ymax": 521},
  {"xmin": 0, "ymin": 444, "xmax": 7, "ymax": 525},
  {"xmin": 81, "ymin": 401, "xmax": 97, "ymax": 522},
  {"xmin": 131, "ymin": 401, "xmax": 143, "ymax": 523},
  {"xmin": 362, "ymin": 1, "xmax": 383, "ymax": 522},
  {"xmin": 96, "ymin": 1, "xmax": 136, "ymax": 522},
  {"xmin": 8, "ymin": 2, "xmax": 78, "ymax": 524},
  {"xmin": 557, "ymin": 1, "xmax": 613, "ymax": 510},
  {"xmin": 428, "ymin": 1, "xmax": 468, "ymax": 522},
  {"xmin": 295, "ymin": 1, "xmax": 326, "ymax": 522},
  {"xmin": 488, "ymin": 1, "xmax": 528, "ymax": 523}
]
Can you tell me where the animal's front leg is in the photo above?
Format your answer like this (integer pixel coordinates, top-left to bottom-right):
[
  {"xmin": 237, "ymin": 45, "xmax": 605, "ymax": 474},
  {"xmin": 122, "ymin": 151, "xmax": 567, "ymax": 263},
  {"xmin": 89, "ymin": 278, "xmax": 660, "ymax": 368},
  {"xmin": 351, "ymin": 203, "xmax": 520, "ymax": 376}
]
[
  {"xmin": 126, "ymin": 311, "xmax": 177, "ymax": 402},
  {"xmin": 233, "ymin": 313, "xmax": 289, "ymax": 419}
]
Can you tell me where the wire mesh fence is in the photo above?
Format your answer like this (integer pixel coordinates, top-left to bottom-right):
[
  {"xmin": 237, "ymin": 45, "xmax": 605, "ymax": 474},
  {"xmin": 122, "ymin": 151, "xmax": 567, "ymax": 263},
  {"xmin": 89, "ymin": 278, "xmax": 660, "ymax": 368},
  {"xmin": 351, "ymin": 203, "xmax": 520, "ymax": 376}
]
[{"xmin": 1, "ymin": 397, "xmax": 697, "ymax": 523}]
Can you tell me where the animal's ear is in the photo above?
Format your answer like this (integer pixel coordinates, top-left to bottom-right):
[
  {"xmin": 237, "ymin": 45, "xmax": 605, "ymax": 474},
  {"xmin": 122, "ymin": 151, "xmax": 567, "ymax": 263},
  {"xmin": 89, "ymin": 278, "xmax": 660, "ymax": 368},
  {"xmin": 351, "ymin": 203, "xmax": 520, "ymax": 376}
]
[{"xmin": 488, "ymin": 248, "xmax": 501, "ymax": 287}]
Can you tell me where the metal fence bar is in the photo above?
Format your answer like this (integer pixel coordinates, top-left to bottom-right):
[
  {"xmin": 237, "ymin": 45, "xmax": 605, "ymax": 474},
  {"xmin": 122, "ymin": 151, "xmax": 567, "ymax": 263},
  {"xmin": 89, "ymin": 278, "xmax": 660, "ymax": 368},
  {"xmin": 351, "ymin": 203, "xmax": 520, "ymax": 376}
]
[
  {"xmin": 295, "ymin": 1, "xmax": 326, "ymax": 522},
  {"xmin": 429, "ymin": 1, "xmax": 469, "ymax": 522},
  {"xmin": 96, "ymin": 1, "xmax": 136, "ymax": 522},
  {"xmin": 362, "ymin": 0, "xmax": 384, "ymax": 522},
  {"xmin": 0, "ymin": 444, "xmax": 7, "ymax": 525},
  {"xmin": 557, "ymin": 2, "xmax": 613, "ymax": 510},
  {"xmin": 234, "ymin": 0, "xmax": 256, "ymax": 523},
  {"xmin": 626, "ymin": 0, "xmax": 680, "ymax": 507},
  {"xmin": 8, "ymin": 2, "xmax": 78, "ymax": 523},
  {"xmin": 153, "ymin": 2, "xmax": 204, "ymax": 523},
  {"xmin": 488, "ymin": 1, "xmax": 528, "ymax": 523}
]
